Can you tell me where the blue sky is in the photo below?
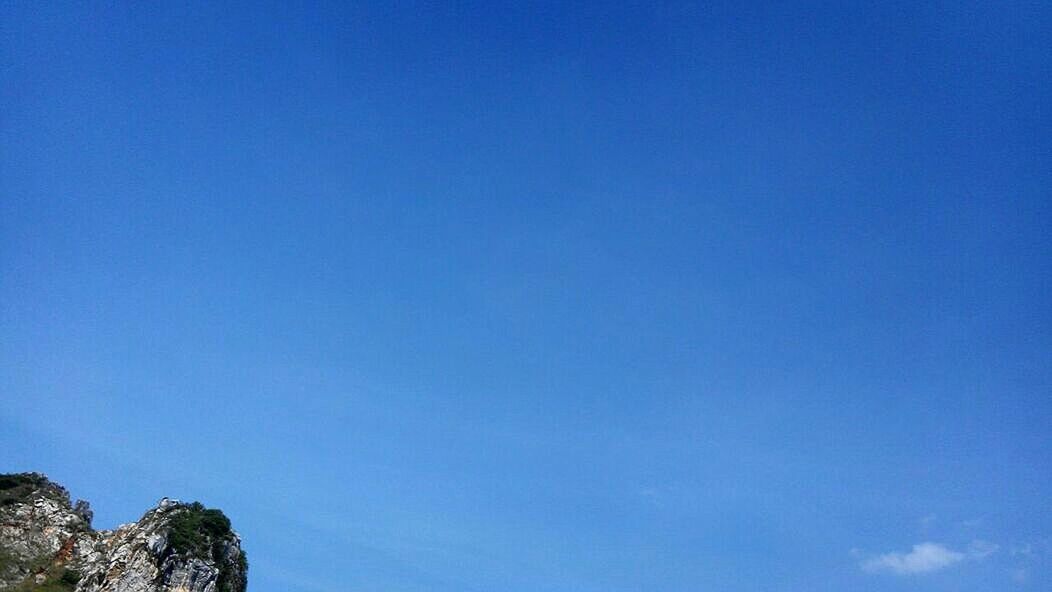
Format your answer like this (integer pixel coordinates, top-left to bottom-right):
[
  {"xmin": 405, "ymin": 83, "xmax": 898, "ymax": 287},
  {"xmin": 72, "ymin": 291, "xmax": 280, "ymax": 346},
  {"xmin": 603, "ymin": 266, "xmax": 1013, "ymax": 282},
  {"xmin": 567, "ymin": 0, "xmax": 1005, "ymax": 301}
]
[{"xmin": 1, "ymin": 1, "xmax": 1050, "ymax": 591}]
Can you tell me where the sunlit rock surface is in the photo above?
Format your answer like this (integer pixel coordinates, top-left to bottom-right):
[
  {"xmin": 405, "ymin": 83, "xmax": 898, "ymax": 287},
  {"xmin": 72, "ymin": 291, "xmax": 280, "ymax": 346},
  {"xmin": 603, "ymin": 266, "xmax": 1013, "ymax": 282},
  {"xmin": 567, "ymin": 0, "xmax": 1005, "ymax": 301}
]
[{"xmin": 0, "ymin": 474, "xmax": 246, "ymax": 592}]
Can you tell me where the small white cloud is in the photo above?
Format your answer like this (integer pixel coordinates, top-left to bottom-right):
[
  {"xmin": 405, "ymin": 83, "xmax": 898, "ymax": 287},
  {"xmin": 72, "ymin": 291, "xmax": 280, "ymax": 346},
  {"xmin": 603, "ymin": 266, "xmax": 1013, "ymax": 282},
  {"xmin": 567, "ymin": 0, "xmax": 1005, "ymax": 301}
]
[
  {"xmin": 861, "ymin": 542, "xmax": 966, "ymax": 575},
  {"xmin": 860, "ymin": 540, "xmax": 998, "ymax": 575}
]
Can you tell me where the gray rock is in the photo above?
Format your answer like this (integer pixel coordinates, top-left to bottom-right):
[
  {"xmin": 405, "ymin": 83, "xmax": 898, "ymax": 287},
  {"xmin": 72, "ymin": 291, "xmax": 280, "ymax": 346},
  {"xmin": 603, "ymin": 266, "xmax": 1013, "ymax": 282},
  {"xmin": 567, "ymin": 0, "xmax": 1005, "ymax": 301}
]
[{"xmin": 0, "ymin": 474, "xmax": 247, "ymax": 592}]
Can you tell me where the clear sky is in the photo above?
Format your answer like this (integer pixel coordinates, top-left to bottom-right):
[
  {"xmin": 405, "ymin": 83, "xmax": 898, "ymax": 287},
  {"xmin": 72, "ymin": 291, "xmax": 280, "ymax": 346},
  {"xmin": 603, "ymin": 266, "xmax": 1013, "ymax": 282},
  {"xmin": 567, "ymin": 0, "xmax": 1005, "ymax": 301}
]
[{"xmin": 1, "ymin": 2, "xmax": 1050, "ymax": 591}]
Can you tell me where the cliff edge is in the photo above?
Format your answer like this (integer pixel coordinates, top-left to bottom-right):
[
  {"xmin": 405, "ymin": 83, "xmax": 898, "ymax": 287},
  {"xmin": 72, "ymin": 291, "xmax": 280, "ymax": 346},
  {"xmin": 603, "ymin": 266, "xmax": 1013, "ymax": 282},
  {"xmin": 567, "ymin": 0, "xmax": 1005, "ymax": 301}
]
[{"xmin": 0, "ymin": 473, "xmax": 247, "ymax": 592}]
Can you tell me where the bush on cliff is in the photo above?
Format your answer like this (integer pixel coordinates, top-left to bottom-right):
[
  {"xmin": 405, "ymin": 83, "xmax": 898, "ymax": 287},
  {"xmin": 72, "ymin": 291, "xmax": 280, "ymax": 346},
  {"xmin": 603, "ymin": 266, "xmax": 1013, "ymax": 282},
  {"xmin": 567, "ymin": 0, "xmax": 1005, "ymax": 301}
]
[{"xmin": 166, "ymin": 502, "xmax": 246, "ymax": 592}]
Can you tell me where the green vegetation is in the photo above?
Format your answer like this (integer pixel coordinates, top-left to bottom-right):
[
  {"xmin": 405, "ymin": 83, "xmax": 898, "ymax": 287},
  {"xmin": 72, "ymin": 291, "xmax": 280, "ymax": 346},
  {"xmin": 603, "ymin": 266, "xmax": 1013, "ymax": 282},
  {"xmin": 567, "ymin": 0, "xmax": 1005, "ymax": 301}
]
[
  {"xmin": 0, "ymin": 548, "xmax": 17, "ymax": 575},
  {"xmin": 168, "ymin": 502, "xmax": 232, "ymax": 556},
  {"xmin": 58, "ymin": 570, "xmax": 80, "ymax": 587},
  {"xmin": 0, "ymin": 473, "xmax": 90, "ymax": 530},
  {"xmin": 0, "ymin": 473, "xmax": 48, "ymax": 507},
  {"xmin": 10, "ymin": 567, "xmax": 80, "ymax": 592},
  {"xmin": 0, "ymin": 473, "xmax": 48, "ymax": 491},
  {"xmin": 167, "ymin": 502, "xmax": 247, "ymax": 592},
  {"xmin": 217, "ymin": 549, "xmax": 247, "ymax": 592}
]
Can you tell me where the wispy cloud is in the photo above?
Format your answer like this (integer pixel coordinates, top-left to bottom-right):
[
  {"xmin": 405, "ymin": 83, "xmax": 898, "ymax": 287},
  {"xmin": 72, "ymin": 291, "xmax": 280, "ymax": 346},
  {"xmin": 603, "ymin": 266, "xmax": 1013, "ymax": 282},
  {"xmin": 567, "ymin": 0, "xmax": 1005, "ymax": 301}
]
[
  {"xmin": 860, "ymin": 540, "xmax": 998, "ymax": 575},
  {"xmin": 862, "ymin": 543, "xmax": 965, "ymax": 574}
]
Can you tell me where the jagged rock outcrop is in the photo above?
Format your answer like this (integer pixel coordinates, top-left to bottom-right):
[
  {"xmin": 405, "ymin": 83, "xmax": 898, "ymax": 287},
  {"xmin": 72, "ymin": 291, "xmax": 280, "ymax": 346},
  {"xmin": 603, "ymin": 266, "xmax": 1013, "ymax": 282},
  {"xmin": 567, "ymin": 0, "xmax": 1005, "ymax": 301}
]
[{"xmin": 0, "ymin": 474, "xmax": 247, "ymax": 592}]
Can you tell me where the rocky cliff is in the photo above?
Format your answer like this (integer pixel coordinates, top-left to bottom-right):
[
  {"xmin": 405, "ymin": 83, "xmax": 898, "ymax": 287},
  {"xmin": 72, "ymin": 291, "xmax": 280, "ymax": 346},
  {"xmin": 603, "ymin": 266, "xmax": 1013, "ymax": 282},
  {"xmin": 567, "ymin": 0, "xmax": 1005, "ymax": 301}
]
[{"xmin": 0, "ymin": 474, "xmax": 247, "ymax": 592}]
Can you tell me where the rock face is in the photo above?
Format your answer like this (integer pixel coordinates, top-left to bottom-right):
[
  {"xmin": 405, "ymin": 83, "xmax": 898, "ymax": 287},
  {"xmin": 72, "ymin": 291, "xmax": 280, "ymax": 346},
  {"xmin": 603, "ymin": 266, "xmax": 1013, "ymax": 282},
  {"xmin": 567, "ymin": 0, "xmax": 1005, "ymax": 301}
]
[{"xmin": 0, "ymin": 474, "xmax": 247, "ymax": 592}]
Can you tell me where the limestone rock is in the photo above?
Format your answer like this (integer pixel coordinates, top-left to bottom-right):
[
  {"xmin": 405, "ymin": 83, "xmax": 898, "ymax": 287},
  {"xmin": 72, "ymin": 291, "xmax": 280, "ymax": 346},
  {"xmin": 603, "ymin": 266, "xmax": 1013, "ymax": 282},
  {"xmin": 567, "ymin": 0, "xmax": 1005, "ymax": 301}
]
[{"xmin": 0, "ymin": 474, "xmax": 247, "ymax": 592}]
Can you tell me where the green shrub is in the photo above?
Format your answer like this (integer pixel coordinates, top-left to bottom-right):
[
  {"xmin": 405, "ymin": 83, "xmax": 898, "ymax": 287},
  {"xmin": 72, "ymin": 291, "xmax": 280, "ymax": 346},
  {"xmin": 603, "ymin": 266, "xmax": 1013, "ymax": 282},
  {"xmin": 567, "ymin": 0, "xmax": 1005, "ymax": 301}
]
[
  {"xmin": 166, "ymin": 502, "xmax": 247, "ymax": 592},
  {"xmin": 58, "ymin": 570, "xmax": 80, "ymax": 586},
  {"xmin": 0, "ymin": 476, "xmax": 23, "ymax": 490},
  {"xmin": 216, "ymin": 550, "xmax": 245, "ymax": 592},
  {"xmin": 168, "ymin": 502, "xmax": 233, "ymax": 556},
  {"xmin": 0, "ymin": 473, "xmax": 45, "ymax": 490},
  {"xmin": 0, "ymin": 474, "xmax": 47, "ymax": 507}
]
